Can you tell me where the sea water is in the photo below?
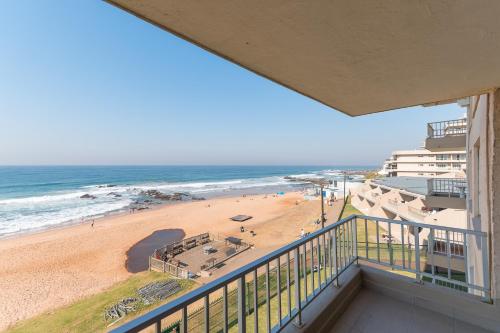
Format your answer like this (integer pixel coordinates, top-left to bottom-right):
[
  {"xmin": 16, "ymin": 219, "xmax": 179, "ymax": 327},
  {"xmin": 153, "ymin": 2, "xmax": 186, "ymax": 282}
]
[{"xmin": 0, "ymin": 165, "xmax": 371, "ymax": 237}]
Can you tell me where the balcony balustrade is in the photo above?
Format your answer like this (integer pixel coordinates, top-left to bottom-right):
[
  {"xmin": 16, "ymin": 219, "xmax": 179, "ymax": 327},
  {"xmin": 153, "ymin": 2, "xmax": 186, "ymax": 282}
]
[{"xmin": 110, "ymin": 215, "xmax": 489, "ymax": 333}]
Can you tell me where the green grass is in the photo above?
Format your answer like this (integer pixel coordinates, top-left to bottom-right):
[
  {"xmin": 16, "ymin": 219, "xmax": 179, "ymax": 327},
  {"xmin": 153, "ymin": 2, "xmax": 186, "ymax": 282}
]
[{"xmin": 7, "ymin": 271, "xmax": 195, "ymax": 333}]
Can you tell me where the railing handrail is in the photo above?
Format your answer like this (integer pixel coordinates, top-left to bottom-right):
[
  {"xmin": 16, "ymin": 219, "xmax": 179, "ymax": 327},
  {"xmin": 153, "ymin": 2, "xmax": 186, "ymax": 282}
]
[{"xmin": 355, "ymin": 214, "xmax": 484, "ymax": 236}]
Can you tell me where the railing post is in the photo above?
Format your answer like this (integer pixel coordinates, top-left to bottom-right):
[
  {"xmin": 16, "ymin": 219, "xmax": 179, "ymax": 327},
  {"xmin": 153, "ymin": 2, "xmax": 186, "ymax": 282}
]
[
  {"xmin": 353, "ymin": 217, "xmax": 358, "ymax": 264},
  {"xmin": 293, "ymin": 247, "xmax": 303, "ymax": 327},
  {"xmin": 332, "ymin": 227, "xmax": 339, "ymax": 288},
  {"xmin": 238, "ymin": 276, "xmax": 246, "ymax": 333},
  {"xmin": 414, "ymin": 227, "xmax": 421, "ymax": 282},
  {"xmin": 481, "ymin": 235, "xmax": 492, "ymax": 303},
  {"xmin": 181, "ymin": 306, "xmax": 188, "ymax": 333},
  {"xmin": 204, "ymin": 295, "xmax": 210, "ymax": 333},
  {"xmin": 223, "ymin": 286, "xmax": 228, "ymax": 333}
]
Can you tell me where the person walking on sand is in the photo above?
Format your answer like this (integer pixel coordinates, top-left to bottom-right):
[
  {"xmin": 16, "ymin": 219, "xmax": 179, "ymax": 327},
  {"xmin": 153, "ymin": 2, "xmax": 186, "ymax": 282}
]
[
  {"xmin": 300, "ymin": 228, "xmax": 305, "ymax": 238},
  {"xmin": 91, "ymin": 220, "xmax": 95, "ymax": 228}
]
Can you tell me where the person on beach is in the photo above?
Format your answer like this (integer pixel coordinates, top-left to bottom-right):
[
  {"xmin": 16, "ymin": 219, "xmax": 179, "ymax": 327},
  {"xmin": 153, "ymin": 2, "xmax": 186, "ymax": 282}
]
[
  {"xmin": 91, "ymin": 220, "xmax": 95, "ymax": 228},
  {"xmin": 300, "ymin": 228, "xmax": 305, "ymax": 238}
]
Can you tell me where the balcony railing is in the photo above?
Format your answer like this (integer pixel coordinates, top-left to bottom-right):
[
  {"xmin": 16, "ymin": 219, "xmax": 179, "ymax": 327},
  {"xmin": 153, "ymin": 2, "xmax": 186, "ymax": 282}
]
[
  {"xmin": 428, "ymin": 178, "xmax": 468, "ymax": 198},
  {"xmin": 111, "ymin": 215, "xmax": 489, "ymax": 333},
  {"xmin": 427, "ymin": 118, "xmax": 467, "ymax": 138}
]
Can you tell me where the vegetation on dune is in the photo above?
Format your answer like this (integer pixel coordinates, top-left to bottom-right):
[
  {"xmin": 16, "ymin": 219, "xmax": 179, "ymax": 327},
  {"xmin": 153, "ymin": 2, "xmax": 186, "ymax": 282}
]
[{"xmin": 7, "ymin": 272, "xmax": 195, "ymax": 333}]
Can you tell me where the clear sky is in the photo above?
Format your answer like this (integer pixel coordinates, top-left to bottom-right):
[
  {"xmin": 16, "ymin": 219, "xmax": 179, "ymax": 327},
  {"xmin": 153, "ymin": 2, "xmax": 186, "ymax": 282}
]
[{"xmin": 0, "ymin": 1, "xmax": 465, "ymax": 166}]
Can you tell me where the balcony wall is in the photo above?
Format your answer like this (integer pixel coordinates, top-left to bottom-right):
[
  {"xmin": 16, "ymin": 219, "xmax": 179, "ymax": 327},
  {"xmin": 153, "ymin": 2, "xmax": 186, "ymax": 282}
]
[{"xmin": 425, "ymin": 135, "xmax": 466, "ymax": 150}]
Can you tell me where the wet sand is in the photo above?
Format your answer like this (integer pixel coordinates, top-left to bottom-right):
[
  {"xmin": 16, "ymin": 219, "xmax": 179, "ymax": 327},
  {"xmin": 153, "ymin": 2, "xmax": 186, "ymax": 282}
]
[{"xmin": 125, "ymin": 229, "xmax": 185, "ymax": 273}]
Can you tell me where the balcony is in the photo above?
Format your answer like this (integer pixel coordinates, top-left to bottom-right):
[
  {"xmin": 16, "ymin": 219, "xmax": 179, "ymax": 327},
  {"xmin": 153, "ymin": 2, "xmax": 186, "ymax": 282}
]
[
  {"xmin": 110, "ymin": 215, "xmax": 494, "ymax": 333},
  {"xmin": 425, "ymin": 178, "xmax": 467, "ymax": 210},
  {"xmin": 425, "ymin": 119, "xmax": 467, "ymax": 150}
]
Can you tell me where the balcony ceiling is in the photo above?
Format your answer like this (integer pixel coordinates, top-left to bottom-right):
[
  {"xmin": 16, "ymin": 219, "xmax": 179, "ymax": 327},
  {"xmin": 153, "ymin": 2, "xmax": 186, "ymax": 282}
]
[{"xmin": 107, "ymin": 1, "xmax": 500, "ymax": 116}]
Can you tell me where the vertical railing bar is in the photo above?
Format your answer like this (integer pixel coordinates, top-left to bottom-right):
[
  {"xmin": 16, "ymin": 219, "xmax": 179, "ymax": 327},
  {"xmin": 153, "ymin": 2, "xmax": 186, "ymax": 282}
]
[
  {"xmin": 286, "ymin": 252, "xmax": 292, "ymax": 318},
  {"xmin": 253, "ymin": 270, "xmax": 258, "ymax": 333},
  {"xmin": 316, "ymin": 237, "xmax": 321, "ymax": 289},
  {"xmin": 388, "ymin": 222, "xmax": 393, "ymax": 266},
  {"xmin": 347, "ymin": 219, "xmax": 352, "ymax": 262},
  {"xmin": 346, "ymin": 222, "xmax": 349, "ymax": 266},
  {"xmin": 481, "ymin": 235, "xmax": 491, "ymax": 301},
  {"xmin": 430, "ymin": 228, "xmax": 435, "ymax": 284},
  {"xmin": 277, "ymin": 257, "xmax": 282, "ymax": 326},
  {"xmin": 238, "ymin": 276, "xmax": 246, "ymax": 333},
  {"xmin": 463, "ymin": 233, "xmax": 468, "ymax": 288},
  {"xmin": 182, "ymin": 306, "xmax": 188, "ymax": 333},
  {"xmin": 155, "ymin": 321, "xmax": 161, "ymax": 333},
  {"xmin": 401, "ymin": 224, "xmax": 405, "ymax": 269},
  {"xmin": 376, "ymin": 220, "xmax": 380, "ymax": 263},
  {"xmin": 310, "ymin": 240, "xmax": 315, "ymax": 294},
  {"xmin": 328, "ymin": 230, "xmax": 334, "ymax": 279},
  {"xmin": 342, "ymin": 223, "xmax": 347, "ymax": 268},
  {"xmin": 415, "ymin": 228, "xmax": 421, "ymax": 282},
  {"xmin": 333, "ymin": 227, "xmax": 339, "ymax": 287},
  {"xmin": 446, "ymin": 230, "xmax": 452, "ymax": 280},
  {"xmin": 338, "ymin": 225, "xmax": 342, "ymax": 270},
  {"xmin": 302, "ymin": 244, "xmax": 308, "ymax": 300},
  {"xmin": 322, "ymin": 233, "xmax": 327, "ymax": 284},
  {"xmin": 353, "ymin": 217, "xmax": 358, "ymax": 263},
  {"xmin": 204, "ymin": 295, "xmax": 210, "ymax": 333},
  {"xmin": 293, "ymin": 247, "xmax": 302, "ymax": 326},
  {"xmin": 265, "ymin": 262, "xmax": 271, "ymax": 333},
  {"xmin": 364, "ymin": 219, "xmax": 368, "ymax": 259}
]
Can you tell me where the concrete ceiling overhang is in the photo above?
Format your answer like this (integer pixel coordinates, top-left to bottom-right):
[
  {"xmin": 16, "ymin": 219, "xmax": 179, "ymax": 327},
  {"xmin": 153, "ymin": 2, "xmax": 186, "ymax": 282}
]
[{"xmin": 106, "ymin": 0, "xmax": 500, "ymax": 116}]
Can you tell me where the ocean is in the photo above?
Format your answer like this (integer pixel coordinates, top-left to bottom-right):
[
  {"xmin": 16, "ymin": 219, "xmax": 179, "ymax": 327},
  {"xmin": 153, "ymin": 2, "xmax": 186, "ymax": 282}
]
[{"xmin": 0, "ymin": 165, "xmax": 371, "ymax": 237}]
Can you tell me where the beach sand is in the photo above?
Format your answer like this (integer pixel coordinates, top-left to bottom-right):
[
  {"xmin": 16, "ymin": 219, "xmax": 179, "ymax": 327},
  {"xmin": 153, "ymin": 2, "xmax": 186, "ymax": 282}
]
[{"xmin": 0, "ymin": 192, "xmax": 343, "ymax": 330}]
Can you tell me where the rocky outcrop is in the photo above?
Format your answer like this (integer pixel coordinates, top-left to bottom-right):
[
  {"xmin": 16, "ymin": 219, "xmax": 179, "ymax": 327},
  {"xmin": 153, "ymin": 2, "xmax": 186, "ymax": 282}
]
[
  {"xmin": 139, "ymin": 190, "xmax": 190, "ymax": 201},
  {"xmin": 80, "ymin": 194, "xmax": 97, "ymax": 199}
]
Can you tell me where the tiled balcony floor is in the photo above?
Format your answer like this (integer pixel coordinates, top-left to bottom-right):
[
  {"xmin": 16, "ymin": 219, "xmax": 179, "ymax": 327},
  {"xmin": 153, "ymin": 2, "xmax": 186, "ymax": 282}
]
[{"xmin": 329, "ymin": 289, "xmax": 491, "ymax": 333}]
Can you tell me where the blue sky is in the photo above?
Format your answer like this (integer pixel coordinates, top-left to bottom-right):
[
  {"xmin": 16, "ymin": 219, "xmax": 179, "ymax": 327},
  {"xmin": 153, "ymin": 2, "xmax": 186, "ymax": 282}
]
[{"xmin": 0, "ymin": 1, "xmax": 465, "ymax": 166}]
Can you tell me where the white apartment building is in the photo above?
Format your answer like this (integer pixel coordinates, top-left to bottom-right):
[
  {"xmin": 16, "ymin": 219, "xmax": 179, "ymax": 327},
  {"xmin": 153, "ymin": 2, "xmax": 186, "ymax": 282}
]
[
  {"xmin": 381, "ymin": 118, "xmax": 467, "ymax": 177},
  {"xmin": 382, "ymin": 149, "xmax": 466, "ymax": 177}
]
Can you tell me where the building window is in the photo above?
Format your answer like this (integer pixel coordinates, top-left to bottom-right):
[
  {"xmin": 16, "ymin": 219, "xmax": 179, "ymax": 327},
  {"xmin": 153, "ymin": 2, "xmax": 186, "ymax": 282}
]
[
  {"xmin": 452, "ymin": 163, "xmax": 461, "ymax": 169},
  {"xmin": 429, "ymin": 164, "xmax": 434, "ymax": 166},
  {"xmin": 436, "ymin": 154, "xmax": 449, "ymax": 160},
  {"xmin": 437, "ymin": 163, "xmax": 447, "ymax": 168},
  {"xmin": 418, "ymin": 173, "xmax": 424, "ymax": 176},
  {"xmin": 419, "ymin": 163, "xmax": 424, "ymax": 166}
]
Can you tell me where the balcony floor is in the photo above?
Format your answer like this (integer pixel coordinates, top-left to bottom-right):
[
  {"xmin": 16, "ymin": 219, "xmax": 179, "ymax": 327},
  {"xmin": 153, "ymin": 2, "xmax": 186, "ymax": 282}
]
[{"xmin": 329, "ymin": 289, "xmax": 491, "ymax": 333}]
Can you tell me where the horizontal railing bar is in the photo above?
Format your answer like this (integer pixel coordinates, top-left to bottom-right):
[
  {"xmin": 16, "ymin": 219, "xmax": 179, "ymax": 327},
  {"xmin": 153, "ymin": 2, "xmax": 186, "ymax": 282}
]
[
  {"xmin": 355, "ymin": 215, "xmax": 486, "ymax": 237},
  {"xmin": 359, "ymin": 258, "xmax": 487, "ymax": 292}
]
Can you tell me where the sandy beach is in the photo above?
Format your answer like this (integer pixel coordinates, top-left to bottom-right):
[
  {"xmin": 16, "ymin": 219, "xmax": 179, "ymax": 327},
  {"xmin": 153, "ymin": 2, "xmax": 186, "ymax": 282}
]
[{"xmin": 0, "ymin": 192, "xmax": 343, "ymax": 330}]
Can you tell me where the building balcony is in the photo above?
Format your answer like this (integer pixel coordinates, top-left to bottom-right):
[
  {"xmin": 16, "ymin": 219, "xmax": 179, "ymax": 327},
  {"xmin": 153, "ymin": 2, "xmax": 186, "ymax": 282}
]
[
  {"xmin": 425, "ymin": 178, "xmax": 467, "ymax": 210},
  {"xmin": 425, "ymin": 119, "xmax": 467, "ymax": 150},
  {"xmin": 110, "ymin": 215, "xmax": 494, "ymax": 333}
]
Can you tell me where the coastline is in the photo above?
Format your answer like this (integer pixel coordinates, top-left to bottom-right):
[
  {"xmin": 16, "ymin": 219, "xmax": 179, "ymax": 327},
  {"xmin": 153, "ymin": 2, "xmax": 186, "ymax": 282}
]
[
  {"xmin": 0, "ymin": 190, "xmax": 341, "ymax": 330},
  {"xmin": 0, "ymin": 183, "xmax": 309, "ymax": 241}
]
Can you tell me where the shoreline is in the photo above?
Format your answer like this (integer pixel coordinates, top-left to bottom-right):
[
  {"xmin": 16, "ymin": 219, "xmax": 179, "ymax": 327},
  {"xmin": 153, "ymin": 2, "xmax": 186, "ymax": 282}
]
[
  {"xmin": 0, "ymin": 190, "xmax": 341, "ymax": 330},
  {"xmin": 0, "ymin": 183, "xmax": 310, "ymax": 241}
]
